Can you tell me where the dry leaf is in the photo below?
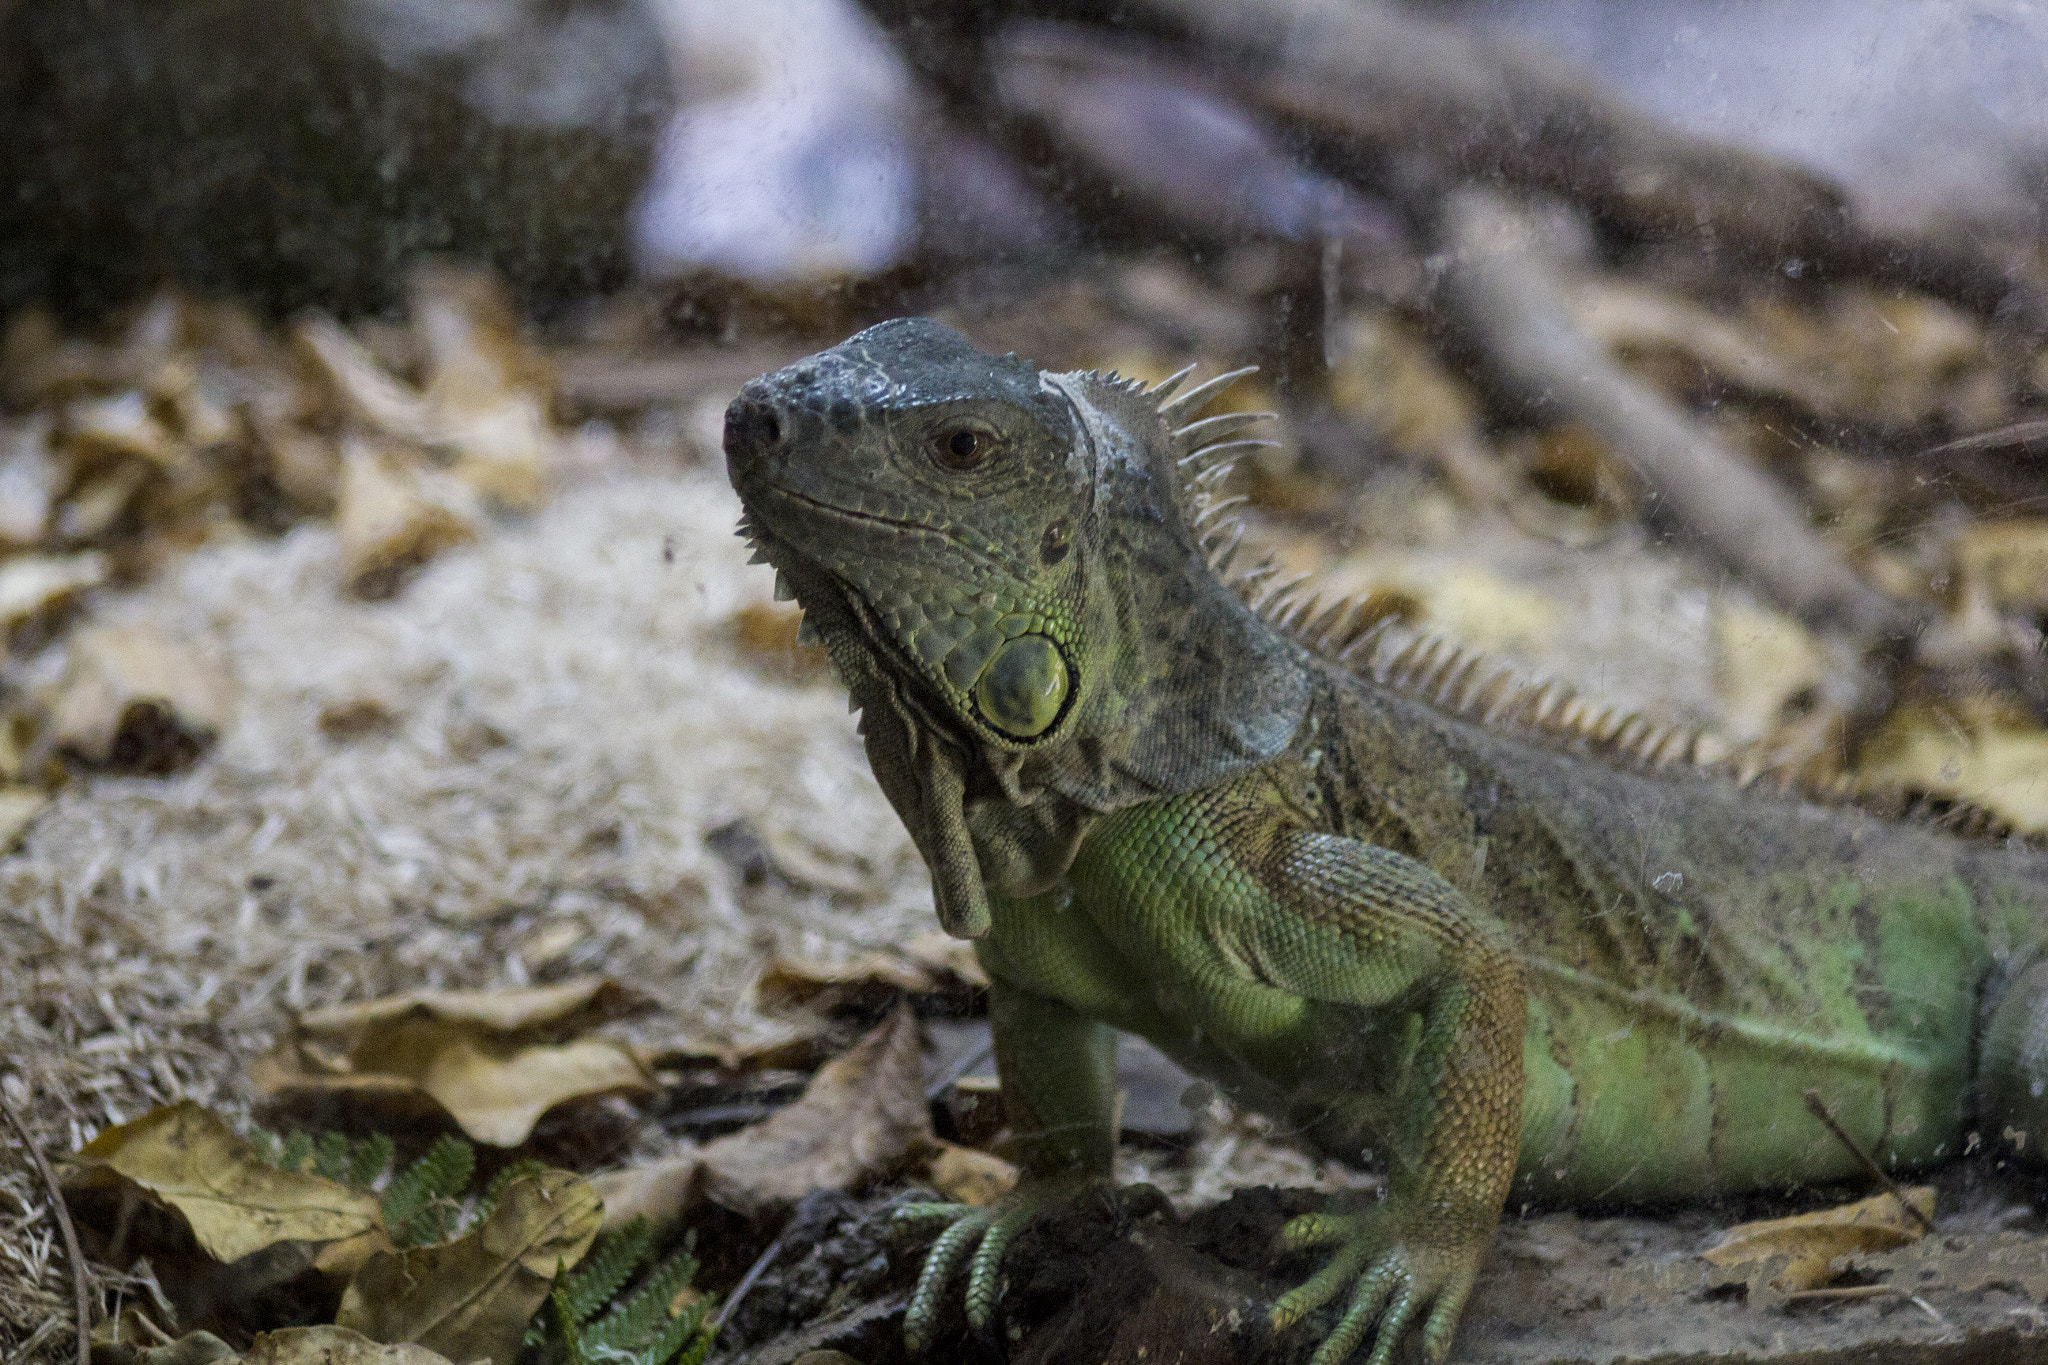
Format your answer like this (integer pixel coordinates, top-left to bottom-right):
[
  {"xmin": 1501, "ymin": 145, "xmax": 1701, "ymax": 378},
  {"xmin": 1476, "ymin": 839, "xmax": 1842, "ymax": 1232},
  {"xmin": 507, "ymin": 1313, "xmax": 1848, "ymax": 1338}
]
[
  {"xmin": 0, "ymin": 786, "xmax": 50, "ymax": 852},
  {"xmin": 1573, "ymin": 278, "xmax": 1829, "ymax": 413},
  {"xmin": 299, "ymin": 288, "xmax": 556, "ymax": 513},
  {"xmin": 1712, "ymin": 601, "xmax": 1827, "ymax": 742},
  {"xmin": 66, "ymin": 391, "xmax": 184, "ymax": 469},
  {"xmin": 635, "ymin": 1026, "xmax": 827, "ymax": 1075},
  {"xmin": 317, "ymin": 694, "xmax": 399, "ymax": 740},
  {"xmin": 0, "ymin": 550, "xmax": 106, "ymax": 640},
  {"xmin": 264, "ymin": 978, "xmax": 654, "ymax": 1147},
  {"xmin": 1955, "ymin": 520, "xmax": 2048, "ymax": 615},
  {"xmin": 589, "ymin": 1151, "xmax": 703, "ymax": 1235},
  {"xmin": 1857, "ymin": 699, "xmax": 2048, "ymax": 835},
  {"xmin": 264, "ymin": 1025, "xmax": 653, "ymax": 1150},
  {"xmin": 335, "ymin": 443, "xmax": 479, "ymax": 600},
  {"xmin": 92, "ymin": 1330, "xmax": 237, "ymax": 1365},
  {"xmin": 729, "ymin": 602, "xmax": 828, "ymax": 679},
  {"xmin": 299, "ymin": 978, "xmax": 640, "ymax": 1038},
  {"xmin": 755, "ymin": 953, "xmax": 945, "ymax": 1013},
  {"xmin": 0, "ymin": 414, "xmax": 59, "ymax": 546},
  {"xmin": 1744, "ymin": 289, "xmax": 2003, "ymax": 432},
  {"xmin": 244, "ymin": 1327, "xmax": 453, "ymax": 1365},
  {"xmin": 254, "ymin": 416, "xmax": 342, "ymax": 512},
  {"xmin": 49, "ymin": 622, "xmax": 237, "ymax": 773},
  {"xmin": 700, "ymin": 1004, "xmax": 933, "ymax": 1218},
  {"xmin": 336, "ymin": 1169, "xmax": 600, "ymax": 1365},
  {"xmin": 56, "ymin": 461, "xmax": 152, "ymax": 542},
  {"xmin": 62, "ymin": 1101, "xmax": 381, "ymax": 1264},
  {"xmin": 1426, "ymin": 566, "xmax": 1562, "ymax": 657},
  {"xmin": 297, "ymin": 318, "xmax": 442, "ymax": 444},
  {"xmin": 901, "ymin": 931, "xmax": 990, "ymax": 989},
  {"xmin": 924, "ymin": 1142, "xmax": 1018, "ymax": 1207},
  {"xmin": 1329, "ymin": 311, "xmax": 1515, "ymax": 508},
  {"xmin": 411, "ymin": 275, "xmax": 554, "ymax": 511},
  {"xmin": 1702, "ymin": 1186, "xmax": 1935, "ymax": 1293},
  {"xmin": 1522, "ymin": 425, "xmax": 1636, "ymax": 516}
]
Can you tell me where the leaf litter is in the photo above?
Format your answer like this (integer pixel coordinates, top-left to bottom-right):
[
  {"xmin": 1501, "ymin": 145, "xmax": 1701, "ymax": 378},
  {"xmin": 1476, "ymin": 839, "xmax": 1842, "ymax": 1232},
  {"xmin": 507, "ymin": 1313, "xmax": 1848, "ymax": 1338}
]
[{"xmin": 3, "ymin": 216, "xmax": 2048, "ymax": 1363}]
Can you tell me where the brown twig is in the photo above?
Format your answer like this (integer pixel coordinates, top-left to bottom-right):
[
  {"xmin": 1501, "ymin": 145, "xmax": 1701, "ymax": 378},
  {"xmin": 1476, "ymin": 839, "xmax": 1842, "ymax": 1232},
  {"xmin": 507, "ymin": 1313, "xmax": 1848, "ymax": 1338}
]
[
  {"xmin": 0, "ymin": 1089, "xmax": 91, "ymax": 1365},
  {"xmin": 1436, "ymin": 187, "xmax": 1917, "ymax": 643},
  {"xmin": 1801, "ymin": 1088, "xmax": 1937, "ymax": 1237}
]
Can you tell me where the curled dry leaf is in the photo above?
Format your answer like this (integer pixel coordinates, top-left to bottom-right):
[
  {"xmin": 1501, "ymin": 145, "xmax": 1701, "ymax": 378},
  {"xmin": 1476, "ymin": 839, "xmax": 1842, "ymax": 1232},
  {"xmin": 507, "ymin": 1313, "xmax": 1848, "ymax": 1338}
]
[
  {"xmin": 60, "ymin": 1101, "xmax": 382, "ymax": 1264},
  {"xmin": 49, "ymin": 622, "xmax": 238, "ymax": 773},
  {"xmin": 335, "ymin": 443, "xmax": 480, "ymax": 600},
  {"xmin": 336, "ymin": 1169, "xmax": 601, "ymax": 1365},
  {"xmin": 700, "ymin": 1003, "xmax": 934, "ymax": 1218},
  {"xmin": 1702, "ymin": 1186, "xmax": 1935, "ymax": 1293},
  {"xmin": 261, "ymin": 978, "xmax": 654, "ymax": 1148},
  {"xmin": 1857, "ymin": 698, "xmax": 2048, "ymax": 836}
]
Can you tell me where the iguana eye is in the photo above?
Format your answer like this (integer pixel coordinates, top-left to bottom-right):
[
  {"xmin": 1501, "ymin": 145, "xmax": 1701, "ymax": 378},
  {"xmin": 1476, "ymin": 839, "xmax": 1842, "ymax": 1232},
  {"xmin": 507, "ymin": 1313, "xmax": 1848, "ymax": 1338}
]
[{"xmin": 932, "ymin": 425, "xmax": 996, "ymax": 470}]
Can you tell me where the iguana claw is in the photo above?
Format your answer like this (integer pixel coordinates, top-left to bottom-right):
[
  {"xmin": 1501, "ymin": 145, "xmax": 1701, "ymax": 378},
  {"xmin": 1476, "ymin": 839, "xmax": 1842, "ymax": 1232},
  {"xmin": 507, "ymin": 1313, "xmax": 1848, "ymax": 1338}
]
[
  {"xmin": 1272, "ymin": 1205, "xmax": 1485, "ymax": 1365},
  {"xmin": 895, "ymin": 1179, "xmax": 1164, "ymax": 1355},
  {"xmin": 896, "ymin": 1193, "xmax": 1048, "ymax": 1354}
]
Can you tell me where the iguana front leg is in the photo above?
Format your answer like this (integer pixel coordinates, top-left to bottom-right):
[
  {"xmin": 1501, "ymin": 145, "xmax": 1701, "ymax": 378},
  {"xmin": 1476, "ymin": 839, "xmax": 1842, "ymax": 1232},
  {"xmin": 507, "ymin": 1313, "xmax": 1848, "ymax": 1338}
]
[
  {"xmin": 899, "ymin": 917, "xmax": 1122, "ymax": 1353},
  {"xmin": 1070, "ymin": 791, "xmax": 1526, "ymax": 1365}
]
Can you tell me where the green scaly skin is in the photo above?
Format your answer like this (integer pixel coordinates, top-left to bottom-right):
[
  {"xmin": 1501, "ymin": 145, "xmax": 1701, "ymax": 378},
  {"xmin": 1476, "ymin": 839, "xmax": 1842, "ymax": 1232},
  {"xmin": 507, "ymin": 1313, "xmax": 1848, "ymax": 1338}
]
[{"xmin": 723, "ymin": 319, "xmax": 2048, "ymax": 1364}]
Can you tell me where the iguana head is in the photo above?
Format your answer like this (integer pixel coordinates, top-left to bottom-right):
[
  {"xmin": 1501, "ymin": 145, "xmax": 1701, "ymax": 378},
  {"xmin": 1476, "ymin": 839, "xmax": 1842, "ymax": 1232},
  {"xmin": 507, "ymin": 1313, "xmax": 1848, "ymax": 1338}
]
[
  {"xmin": 725, "ymin": 317, "xmax": 1096, "ymax": 747},
  {"xmin": 725, "ymin": 317, "xmax": 1307, "ymax": 934}
]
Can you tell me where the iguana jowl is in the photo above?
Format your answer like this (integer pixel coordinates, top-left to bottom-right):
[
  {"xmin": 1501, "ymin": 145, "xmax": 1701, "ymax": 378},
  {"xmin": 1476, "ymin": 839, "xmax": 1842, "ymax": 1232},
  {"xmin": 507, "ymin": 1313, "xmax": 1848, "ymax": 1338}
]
[{"xmin": 723, "ymin": 317, "xmax": 2048, "ymax": 1364}]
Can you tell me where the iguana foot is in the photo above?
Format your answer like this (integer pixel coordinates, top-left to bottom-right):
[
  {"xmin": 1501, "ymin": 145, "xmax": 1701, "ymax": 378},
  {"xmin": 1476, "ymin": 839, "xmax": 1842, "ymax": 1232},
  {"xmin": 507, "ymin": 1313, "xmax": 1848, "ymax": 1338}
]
[
  {"xmin": 894, "ymin": 1178, "xmax": 1166, "ymax": 1355},
  {"xmin": 1271, "ymin": 1205, "xmax": 1486, "ymax": 1365}
]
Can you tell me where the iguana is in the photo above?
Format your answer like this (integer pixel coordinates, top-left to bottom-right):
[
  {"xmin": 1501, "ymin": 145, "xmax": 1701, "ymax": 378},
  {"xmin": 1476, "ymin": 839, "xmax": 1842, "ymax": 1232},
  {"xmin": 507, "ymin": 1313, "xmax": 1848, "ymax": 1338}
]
[{"xmin": 721, "ymin": 317, "xmax": 2048, "ymax": 1365}]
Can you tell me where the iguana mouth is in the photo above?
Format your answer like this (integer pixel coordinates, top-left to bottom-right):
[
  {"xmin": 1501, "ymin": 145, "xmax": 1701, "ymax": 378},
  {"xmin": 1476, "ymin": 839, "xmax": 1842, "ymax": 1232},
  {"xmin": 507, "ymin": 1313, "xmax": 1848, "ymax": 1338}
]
[{"xmin": 767, "ymin": 484, "xmax": 950, "ymax": 540}]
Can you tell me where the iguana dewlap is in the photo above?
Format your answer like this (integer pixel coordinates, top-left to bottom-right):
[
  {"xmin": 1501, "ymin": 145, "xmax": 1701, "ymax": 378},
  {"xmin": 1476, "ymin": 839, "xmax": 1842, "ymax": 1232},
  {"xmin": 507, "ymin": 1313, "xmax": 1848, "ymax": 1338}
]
[{"xmin": 722, "ymin": 317, "xmax": 2048, "ymax": 1365}]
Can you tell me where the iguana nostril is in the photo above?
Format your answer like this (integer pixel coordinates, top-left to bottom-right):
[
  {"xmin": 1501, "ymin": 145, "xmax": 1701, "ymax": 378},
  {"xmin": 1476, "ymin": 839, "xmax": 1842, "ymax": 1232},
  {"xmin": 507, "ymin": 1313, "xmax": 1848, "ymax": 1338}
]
[{"xmin": 722, "ymin": 395, "xmax": 783, "ymax": 464}]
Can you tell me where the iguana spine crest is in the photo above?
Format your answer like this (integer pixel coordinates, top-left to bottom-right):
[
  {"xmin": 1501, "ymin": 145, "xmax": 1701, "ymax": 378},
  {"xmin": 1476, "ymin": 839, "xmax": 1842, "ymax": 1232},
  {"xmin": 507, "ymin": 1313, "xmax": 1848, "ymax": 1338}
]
[{"xmin": 1131, "ymin": 365, "xmax": 2026, "ymax": 843}]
